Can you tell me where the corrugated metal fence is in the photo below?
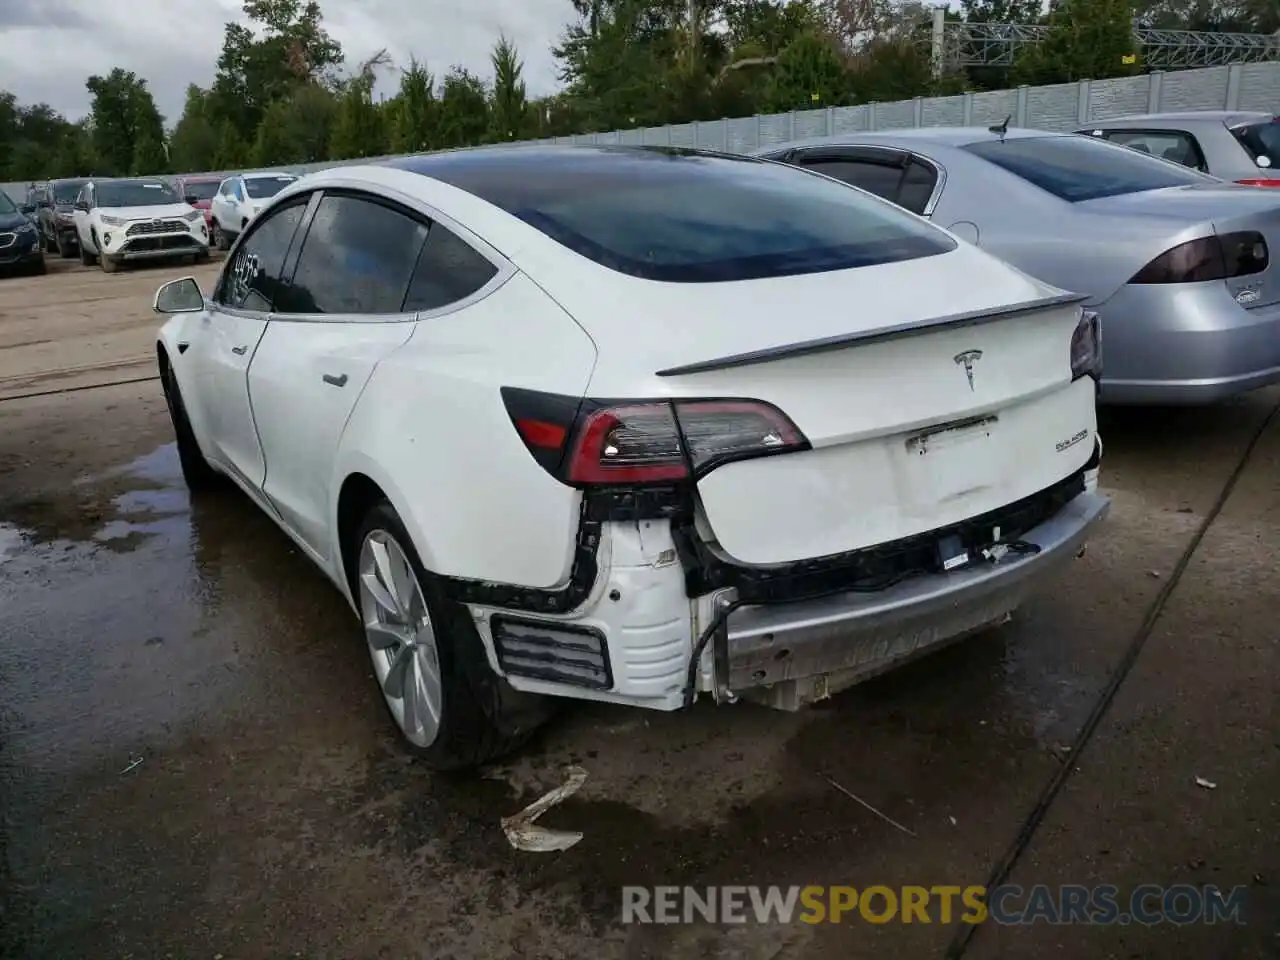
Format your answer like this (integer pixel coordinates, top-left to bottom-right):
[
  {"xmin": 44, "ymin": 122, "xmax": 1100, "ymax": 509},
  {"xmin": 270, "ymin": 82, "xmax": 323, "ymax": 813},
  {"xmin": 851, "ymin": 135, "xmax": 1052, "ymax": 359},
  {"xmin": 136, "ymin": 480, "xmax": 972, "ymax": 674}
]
[{"xmin": 5, "ymin": 62, "xmax": 1279, "ymax": 200}]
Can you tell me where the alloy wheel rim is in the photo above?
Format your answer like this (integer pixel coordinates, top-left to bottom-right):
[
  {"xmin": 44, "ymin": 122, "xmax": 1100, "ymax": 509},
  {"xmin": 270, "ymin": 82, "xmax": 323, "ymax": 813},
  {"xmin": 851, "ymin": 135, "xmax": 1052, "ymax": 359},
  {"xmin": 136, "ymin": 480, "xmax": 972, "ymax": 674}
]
[{"xmin": 357, "ymin": 529, "xmax": 445, "ymax": 748}]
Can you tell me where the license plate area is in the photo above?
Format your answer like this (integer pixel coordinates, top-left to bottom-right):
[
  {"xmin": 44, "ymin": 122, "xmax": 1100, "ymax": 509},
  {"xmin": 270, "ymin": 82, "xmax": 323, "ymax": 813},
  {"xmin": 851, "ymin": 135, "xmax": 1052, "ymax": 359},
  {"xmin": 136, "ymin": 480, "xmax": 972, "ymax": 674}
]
[{"xmin": 904, "ymin": 415, "xmax": 1004, "ymax": 505}]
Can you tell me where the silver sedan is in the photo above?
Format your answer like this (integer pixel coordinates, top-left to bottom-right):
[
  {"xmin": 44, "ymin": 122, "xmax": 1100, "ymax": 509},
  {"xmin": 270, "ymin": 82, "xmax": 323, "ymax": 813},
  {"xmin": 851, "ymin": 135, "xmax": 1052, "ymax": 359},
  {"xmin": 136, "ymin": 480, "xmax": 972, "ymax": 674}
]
[
  {"xmin": 1074, "ymin": 111, "xmax": 1280, "ymax": 187},
  {"xmin": 755, "ymin": 128, "xmax": 1280, "ymax": 405}
]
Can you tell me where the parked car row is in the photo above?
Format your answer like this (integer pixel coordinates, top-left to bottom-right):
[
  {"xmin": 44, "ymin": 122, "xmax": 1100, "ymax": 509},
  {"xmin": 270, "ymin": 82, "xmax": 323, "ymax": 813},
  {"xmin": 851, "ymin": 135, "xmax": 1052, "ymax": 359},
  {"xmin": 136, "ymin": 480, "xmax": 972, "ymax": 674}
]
[{"xmin": 8, "ymin": 170, "xmax": 298, "ymax": 278}]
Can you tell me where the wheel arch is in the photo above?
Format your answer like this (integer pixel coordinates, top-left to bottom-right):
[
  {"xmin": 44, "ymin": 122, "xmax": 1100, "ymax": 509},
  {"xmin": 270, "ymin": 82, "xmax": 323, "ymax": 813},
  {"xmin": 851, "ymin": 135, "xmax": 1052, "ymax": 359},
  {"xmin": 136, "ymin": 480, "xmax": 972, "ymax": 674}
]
[{"xmin": 331, "ymin": 457, "xmax": 439, "ymax": 609}]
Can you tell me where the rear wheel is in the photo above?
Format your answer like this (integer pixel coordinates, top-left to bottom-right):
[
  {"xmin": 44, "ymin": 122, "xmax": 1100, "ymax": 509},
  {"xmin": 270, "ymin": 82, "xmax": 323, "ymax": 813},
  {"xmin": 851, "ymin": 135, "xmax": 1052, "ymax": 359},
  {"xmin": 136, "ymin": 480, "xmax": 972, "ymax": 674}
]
[
  {"xmin": 161, "ymin": 363, "xmax": 220, "ymax": 491},
  {"xmin": 353, "ymin": 502, "xmax": 550, "ymax": 770}
]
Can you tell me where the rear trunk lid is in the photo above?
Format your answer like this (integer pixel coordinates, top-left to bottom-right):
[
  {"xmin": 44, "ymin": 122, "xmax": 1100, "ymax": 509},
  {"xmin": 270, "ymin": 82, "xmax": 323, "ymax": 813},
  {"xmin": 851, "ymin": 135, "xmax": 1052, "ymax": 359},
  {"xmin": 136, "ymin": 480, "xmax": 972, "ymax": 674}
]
[
  {"xmin": 549, "ymin": 243, "xmax": 1098, "ymax": 564},
  {"xmin": 1079, "ymin": 183, "xmax": 1280, "ymax": 309}
]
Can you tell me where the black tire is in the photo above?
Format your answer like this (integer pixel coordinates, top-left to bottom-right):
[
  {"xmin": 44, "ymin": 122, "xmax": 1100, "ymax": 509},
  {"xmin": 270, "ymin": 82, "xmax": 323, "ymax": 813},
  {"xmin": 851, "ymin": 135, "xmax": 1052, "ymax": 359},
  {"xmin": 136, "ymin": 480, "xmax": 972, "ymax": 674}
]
[
  {"xmin": 214, "ymin": 223, "xmax": 231, "ymax": 251},
  {"xmin": 100, "ymin": 254, "xmax": 119, "ymax": 274},
  {"xmin": 28, "ymin": 258, "xmax": 46, "ymax": 276},
  {"xmin": 353, "ymin": 501, "xmax": 552, "ymax": 770},
  {"xmin": 79, "ymin": 243, "xmax": 94, "ymax": 266},
  {"xmin": 161, "ymin": 364, "xmax": 221, "ymax": 491}
]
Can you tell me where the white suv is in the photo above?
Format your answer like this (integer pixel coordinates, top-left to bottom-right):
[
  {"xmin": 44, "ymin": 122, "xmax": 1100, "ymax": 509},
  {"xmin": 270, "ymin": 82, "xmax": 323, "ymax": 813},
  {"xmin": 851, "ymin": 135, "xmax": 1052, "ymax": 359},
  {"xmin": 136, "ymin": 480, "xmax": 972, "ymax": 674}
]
[
  {"xmin": 209, "ymin": 172, "xmax": 298, "ymax": 250},
  {"xmin": 73, "ymin": 178, "xmax": 209, "ymax": 273}
]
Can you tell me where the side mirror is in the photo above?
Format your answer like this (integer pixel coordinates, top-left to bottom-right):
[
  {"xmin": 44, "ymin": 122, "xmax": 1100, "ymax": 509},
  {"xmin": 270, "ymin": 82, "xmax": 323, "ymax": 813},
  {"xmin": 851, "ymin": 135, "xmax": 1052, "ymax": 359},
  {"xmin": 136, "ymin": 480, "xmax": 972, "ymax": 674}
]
[
  {"xmin": 74, "ymin": 200, "xmax": 89, "ymax": 212},
  {"xmin": 154, "ymin": 277, "xmax": 205, "ymax": 315},
  {"xmin": 184, "ymin": 195, "xmax": 198, "ymax": 205},
  {"xmin": 20, "ymin": 204, "xmax": 35, "ymax": 215}
]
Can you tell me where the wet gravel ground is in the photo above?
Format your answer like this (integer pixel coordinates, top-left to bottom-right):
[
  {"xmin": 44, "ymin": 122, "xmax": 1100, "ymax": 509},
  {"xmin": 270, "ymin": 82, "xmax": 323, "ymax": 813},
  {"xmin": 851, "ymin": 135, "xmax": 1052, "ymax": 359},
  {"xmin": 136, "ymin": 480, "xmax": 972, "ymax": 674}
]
[{"xmin": 0, "ymin": 270, "xmax": 1277, "ymax": 958}]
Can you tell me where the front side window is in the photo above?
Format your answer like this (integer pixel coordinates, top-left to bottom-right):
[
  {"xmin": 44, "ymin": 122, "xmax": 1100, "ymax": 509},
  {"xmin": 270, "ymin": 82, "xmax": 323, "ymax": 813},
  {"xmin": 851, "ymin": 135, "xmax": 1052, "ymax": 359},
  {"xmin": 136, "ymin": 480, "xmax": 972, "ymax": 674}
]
[
  {"xmin": 1230, "ymin": 118, "xmax": 1280, "ymax": 169},
  {"xmin": 275, "ymin": 193, "xmax": 428, "ymax": 315},
  {"xmin": 95, "ymin": 180, "xmax": 180, "ymax": 207},
  {"xmin": 245, "ymin": 176, "xmax": 297, "ymax": 199},
  {"xmin": 965, "ymin": 134, "xmax": 1211, "ymax": 203},
  {"xmin": 216, "ymin": 199, "xmax": 308, "ymax": 312},
  {"xmin": 417, "ymin": 146, "xmax": 956, "ymax": 283}
]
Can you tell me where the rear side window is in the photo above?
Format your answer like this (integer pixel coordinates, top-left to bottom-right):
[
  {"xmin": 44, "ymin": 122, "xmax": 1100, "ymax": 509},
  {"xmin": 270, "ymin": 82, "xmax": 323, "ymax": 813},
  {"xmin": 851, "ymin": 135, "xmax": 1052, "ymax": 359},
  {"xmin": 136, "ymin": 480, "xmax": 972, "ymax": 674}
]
[
  {"xmin": 965, "ymin": 135, "xmax": 1210, "ymax": 202},
  {"xmin": 802, "ymin": 158, "xmax": 905, "ymax": 202},
  {"xmin": 1101, "ymin": 130, "xmax": 1206, "ymax": 171},
  {"xmin": 217, "ymin": 199, "xmax": 308, "ymax": 311},
  {"xmin": 1230, "ymin": 119, "xmax": 1280, "ymax": 169},
  {"xmin": 403, "ymin": 224, "xmax": 499, "ymax": 312},
  {"xmin": 420, "ymin": 148, "xmax": 954, "ymax": 282},
  {"xmin": 276, "ymin": 193, "xmax": 429, "ymax": 315}
]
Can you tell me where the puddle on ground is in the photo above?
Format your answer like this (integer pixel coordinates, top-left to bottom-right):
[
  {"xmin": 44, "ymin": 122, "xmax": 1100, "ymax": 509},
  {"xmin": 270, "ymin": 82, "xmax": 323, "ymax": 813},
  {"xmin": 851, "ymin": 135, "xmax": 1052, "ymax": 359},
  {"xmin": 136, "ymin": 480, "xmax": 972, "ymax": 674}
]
[{"xmin": 1, "ymin": 443, "xmax": 189, "ymax": 555}]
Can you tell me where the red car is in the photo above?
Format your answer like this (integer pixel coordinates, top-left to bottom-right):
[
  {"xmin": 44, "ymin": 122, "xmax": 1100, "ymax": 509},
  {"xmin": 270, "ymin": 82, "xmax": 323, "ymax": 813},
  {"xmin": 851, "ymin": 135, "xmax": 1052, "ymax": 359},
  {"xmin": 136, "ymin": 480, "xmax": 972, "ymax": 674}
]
[{"xmin": 175, "ymin": 176, "xmax": 221, "ymax": 231}]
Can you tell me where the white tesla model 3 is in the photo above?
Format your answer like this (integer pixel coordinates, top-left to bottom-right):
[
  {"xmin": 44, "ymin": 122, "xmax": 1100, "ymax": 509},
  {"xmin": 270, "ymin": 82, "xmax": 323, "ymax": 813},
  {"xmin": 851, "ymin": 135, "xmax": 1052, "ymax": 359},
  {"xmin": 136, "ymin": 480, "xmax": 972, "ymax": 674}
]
[{"xmin": 152, "ymin": 145, "xmax": 1109, "ymax": 769}]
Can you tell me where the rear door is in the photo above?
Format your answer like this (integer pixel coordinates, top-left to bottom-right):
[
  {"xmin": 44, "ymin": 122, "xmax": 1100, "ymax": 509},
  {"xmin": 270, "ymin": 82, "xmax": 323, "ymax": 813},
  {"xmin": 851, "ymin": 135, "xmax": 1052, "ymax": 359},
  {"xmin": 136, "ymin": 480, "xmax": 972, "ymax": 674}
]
[{"xmin": 246, "ymin": 190, "xmax": 499, "ymax": 560}]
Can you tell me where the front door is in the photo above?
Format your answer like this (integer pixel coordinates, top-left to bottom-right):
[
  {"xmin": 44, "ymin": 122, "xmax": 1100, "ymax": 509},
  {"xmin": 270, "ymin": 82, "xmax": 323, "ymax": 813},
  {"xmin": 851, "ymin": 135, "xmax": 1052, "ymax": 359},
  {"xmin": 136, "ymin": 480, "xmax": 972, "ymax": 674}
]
[
  {"xmin": 194, "ymin": 191, "xmax": 315, "ymax": 494},
  {"xmin": 188, "ymin": 305, "xmax": 269, "ymax": 489}
]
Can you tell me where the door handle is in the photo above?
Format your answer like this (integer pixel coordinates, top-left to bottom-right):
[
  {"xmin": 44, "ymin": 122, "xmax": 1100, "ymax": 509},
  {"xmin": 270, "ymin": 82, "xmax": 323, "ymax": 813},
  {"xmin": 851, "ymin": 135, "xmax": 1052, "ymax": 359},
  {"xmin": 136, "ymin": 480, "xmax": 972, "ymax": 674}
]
[
  {"xmin": 322, "ymin": 373, "xmax": 348, "ymax": 387},
  {"xmin": 231, "ymin": 345, "xmax": 247, "ymax": 355}
]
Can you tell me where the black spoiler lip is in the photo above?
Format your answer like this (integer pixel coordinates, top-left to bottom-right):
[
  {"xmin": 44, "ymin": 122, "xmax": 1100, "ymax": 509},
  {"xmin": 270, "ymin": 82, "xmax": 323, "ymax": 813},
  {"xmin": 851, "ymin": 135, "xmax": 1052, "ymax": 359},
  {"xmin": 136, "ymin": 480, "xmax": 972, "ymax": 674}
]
[{"xmin": 654, "ymin": 291, "xmax": 1087, "ymax": 377}]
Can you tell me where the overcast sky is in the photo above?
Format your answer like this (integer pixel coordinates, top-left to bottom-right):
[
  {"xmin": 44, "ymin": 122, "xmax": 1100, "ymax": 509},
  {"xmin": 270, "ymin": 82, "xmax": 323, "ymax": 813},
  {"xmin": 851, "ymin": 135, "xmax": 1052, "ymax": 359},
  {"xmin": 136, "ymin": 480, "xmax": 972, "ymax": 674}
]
[{"xmin": 0, "ymin": 0, "xmax": 577, "ymax": 126}]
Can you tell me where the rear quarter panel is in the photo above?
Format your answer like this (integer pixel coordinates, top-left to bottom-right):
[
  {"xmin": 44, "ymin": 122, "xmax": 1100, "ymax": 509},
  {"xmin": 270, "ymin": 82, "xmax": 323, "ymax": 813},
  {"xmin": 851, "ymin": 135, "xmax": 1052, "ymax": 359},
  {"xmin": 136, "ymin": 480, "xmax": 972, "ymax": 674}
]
[{"xmin": 330, "ymin": 272, "xmax": 599, "ymax": 590}]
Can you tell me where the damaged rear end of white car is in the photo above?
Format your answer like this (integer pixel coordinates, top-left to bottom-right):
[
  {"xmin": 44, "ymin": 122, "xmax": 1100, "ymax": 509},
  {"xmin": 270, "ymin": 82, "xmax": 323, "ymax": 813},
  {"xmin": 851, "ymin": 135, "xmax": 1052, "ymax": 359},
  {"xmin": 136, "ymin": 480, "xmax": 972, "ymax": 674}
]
[{"xmin": 435, "ymin": 148, "xmax": 1109, "ymax": 715}]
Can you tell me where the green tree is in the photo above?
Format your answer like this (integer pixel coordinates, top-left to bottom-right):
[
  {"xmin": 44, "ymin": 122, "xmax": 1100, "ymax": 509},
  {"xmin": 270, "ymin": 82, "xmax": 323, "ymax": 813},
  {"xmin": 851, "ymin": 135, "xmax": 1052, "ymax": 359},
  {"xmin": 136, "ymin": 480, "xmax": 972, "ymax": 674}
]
[
  {"xmin": 85, "ymin": 68, "xmax": 167, "ymax": 176},
  {"xmin": 388, "ymin": 58, "xmax": 439, "ymax": 153},
  {"xmin": 214, "ymin": 119, "xmax": 249, "ymax": 170},
  {"xmin": 1012, "ymin": 0, "xmax": 1142, "ymax": 85},
  {"xmin": 488, "ymin": 36, "xmax": 531, "ymax": 141},
  {"xmin": 0, "ymin": 94, "xmax": 80, "ymax": 180},
  {"xmin": 761, "ymin": 29, "xmax": 850, "ymax": 112},
  {"xmin": 209, "ymin": 0, "xmax": 344, "ymax": 137},
  {"xmin": 252, "ymin": 83, "xmax": 335, "ymax": 165},
  {"xmin": 170, "ymin": 85, "xmax": 221, "ymax": 173},
  {"xmin": 437, "ymin": 67, "xmax": 489, "ymax": 148},
  {"xmin": 330, "ymin": 52, "xmax": 390, "ymax": 159}
]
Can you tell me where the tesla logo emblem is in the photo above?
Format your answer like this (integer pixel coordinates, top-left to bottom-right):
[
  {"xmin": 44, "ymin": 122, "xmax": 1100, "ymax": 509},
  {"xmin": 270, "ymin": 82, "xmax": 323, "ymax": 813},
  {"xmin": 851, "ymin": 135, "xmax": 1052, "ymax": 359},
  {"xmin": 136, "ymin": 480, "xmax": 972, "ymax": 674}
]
[{"xmin": 954, "ymin": 350, "xmax": 983, "ymax": 390}]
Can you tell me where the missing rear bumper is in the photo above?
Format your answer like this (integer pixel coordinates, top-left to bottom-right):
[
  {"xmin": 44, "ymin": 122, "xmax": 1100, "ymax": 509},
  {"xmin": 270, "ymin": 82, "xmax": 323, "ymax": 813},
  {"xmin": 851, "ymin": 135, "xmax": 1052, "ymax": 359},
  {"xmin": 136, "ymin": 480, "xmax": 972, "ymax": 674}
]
[{"xmin": 720, "ymin": 489, "xmax": 1110, "ymax": 709}]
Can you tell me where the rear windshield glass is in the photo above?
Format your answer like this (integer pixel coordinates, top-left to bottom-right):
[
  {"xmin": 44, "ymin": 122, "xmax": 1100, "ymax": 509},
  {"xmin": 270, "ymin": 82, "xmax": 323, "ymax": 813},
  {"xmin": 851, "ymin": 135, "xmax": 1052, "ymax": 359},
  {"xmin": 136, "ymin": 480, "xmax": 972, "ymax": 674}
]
[
  {"xmin": 245, "ymin": 176, "xmax": 296, "ymax": 199},
  {"xmin": 1230, "ymin": 119, "xmax": 1280, "ymax": 168},
  {"xmin": 965, "ymin": 134, "xmax": 1210, "ymax": 202},
  {"xmin": 410, "ymin": 147, "xmax": 955, "ymax": 282}
]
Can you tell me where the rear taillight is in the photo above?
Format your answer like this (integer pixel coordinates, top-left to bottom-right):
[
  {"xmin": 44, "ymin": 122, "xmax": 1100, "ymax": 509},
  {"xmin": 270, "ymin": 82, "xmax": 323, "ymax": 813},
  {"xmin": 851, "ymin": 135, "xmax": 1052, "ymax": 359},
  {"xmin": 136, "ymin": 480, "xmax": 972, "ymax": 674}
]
[
  {"xmin": 1130, "ymin": 231, "xmax": 1268, "ymax": 284},
  {"xmin": 1234, "ymin": 179, "xmax": 1280, "ymax": 187},
  {"xmin": 501, "ymin": 388, "xmax": 809, "ymax": 486},
  {"xmin": 1070, "ymin": 309, "xmax": 1102, "ymax": 381}
]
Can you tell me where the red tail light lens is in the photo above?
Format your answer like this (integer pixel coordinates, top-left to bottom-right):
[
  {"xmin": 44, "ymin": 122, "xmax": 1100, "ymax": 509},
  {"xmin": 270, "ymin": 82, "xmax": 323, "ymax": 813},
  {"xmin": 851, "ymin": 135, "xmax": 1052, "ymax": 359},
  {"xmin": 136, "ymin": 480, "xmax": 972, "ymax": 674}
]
[
  {"xmin": 1234, "ymin": 179, "xmax": 1280, "ymax": 187},
  {"xmin": 1070, "ymin": 310, "xmax": 1102, "ymax": 381},
  {"xmin": 501, "ymin": 388, "xmax": 809, "ymax": 486},
  {"xmin": 1130, "ymin": 231, "xmax": 1268, "ymax": 284}
]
